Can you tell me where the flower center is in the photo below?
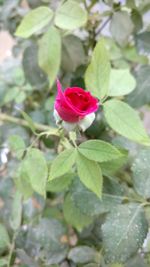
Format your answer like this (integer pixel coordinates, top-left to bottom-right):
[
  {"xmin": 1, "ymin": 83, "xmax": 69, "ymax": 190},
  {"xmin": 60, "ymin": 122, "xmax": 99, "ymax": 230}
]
[{"xmin": 66, "ymin": 92, "xmax": 90, "ymax": 111}]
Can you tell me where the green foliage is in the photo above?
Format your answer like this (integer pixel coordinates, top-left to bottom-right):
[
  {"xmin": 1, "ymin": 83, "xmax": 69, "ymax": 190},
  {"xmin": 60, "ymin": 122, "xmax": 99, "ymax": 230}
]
[
  {"xmin": 10, "ymin": 191, "xmax": 22, "ymax": 230},
  {"xmin": 0, "ymin": 258, "xmax": 9, "ymax": 267},
  {"xmin": 20, "ymin": 218, "xmax": 69, "ymax": 264},
  {"xmin": 76, "ymin": 152, "xmax": 103, "ymax": 198},
  {"xmin": 78, "ymin": 140, "xmax": 122, "ymax": 162},
  {"xmin": 4, "ymin": 87, "xmax": 20, "ymax": 104},
  {"xmin": 125, "ymin": 255, "xmax": 149, "ymax": 267},
  {"xmin": 102, "ymin": 204, "xmax": 148, "ymax": 263},
  {"xmin": 110, "ymin": 11, "xmax": 134, "ymax": 46},
  {"xmin": 70, "ymin": 178, "xmax": 124, "ymax": 216},
  {"xmin": 68, "ymin": 246, "xmax": 99, "ymax": 264},
  {"xmin": 8, "ymin": 135, "xmax": 26, "ymax": 159},
  {"xmin": 63, "ymin": 193, "xmax": 93, "ymax": 231},
  {"xmin": 100, "ymin": 154, "xmax": 128, "ymax": 176},
  {"xmin": 15, "ymin": 6, "xmax": 54, "ymax": 38},
  {"xmin": 108, "ymin": 69, "xmax": 136, "ymax": 96},
  {"xmin": 85, "ymin": 38, "xmax": 111, "ymax": 99},
  {"xmin": 132, "ymin": 149, "xmax": 150, "ymax": 199},
  {"xmin": 131, "ymin": 9, "xmax": 143, "ymax": 32},
  {"xmin": 20, "ymin": 148, "xmax": 48, "ymax": 196},
  {"xmin": 47, "ymin": 173, "xmax": 73, "ymax": 193},
  {"xmin": 54, "ymin": 0, "xmax": 88, "ymax": 30},
  {"xmin": 15, "ymin": 172, "xmax": 33, "ymax": 200},
  {"xmin": 135, "ymin": 31, "xmax": 150, "ymax": 54},
  {"xmin": 0, "ymin": 224, "xmax": 10, "ymax": 253},
  {"xmin": 49, "ymin": 148, "xmax": 77, "ymax": 179},
  {"xmin": 22, "ymin": 44, "xmax": 49, "ymax": 91},
  {"xmin": 20, "ymin": 110, "xmax": 36, "ymax": 133},
  {"xmin": 62, "ymin": 35, "xmax": 86, "ymax": 72},
  {"xmin": 126, "ymin": 65, "xmax": 150, "ymax": 108},
  {"xmin": 104, "ymin": 99, "xmax": 150, "ymax": 145},
  {"xmin": 38, "ymin": 26, "xmax": 61, "ymax": 87}
]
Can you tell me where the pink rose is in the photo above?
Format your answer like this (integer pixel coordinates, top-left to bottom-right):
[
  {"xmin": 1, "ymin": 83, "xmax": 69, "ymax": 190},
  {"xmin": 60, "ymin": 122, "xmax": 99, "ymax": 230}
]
[{"xmin": 54, "ymin": 80, "xmax": 99, "ymax": 123}]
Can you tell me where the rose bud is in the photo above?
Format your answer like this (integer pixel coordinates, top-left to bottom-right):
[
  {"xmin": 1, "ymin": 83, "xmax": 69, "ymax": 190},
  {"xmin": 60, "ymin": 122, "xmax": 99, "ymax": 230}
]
[{"xmin": 54, "ymin": 79, "xmax": 99, "ymax": 132}]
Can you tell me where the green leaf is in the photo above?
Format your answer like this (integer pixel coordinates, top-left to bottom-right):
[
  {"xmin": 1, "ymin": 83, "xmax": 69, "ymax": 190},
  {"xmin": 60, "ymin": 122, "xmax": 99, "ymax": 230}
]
[
  {"xmin": 76, "ymin": 152, "xmax": 103, "ymax": 198},
  {"xmin": 85, "ymin": 38, "xmax": 111, "ymax": 99},
  {"xmin": 113, "ymin": 59, "xmax": 129, "ymax": 69},
  {"xmin": 135, "ymin": 31, "xmax": 150, "ymax": 54},
  {"xmin": 102, "ymin": 204, "xmax": 148, "ymax": 263},
  {"xmin": 70, "ymin": 177, "xmax": 124, "ymax": 216},
  {"xmin": 100, "ymin": 154, "xmax": 128, "ymax": 176},
  {"xmin": 49, "ymin": 148, "xmax": 77, "ymax": 179},
  {"xmin": 38, "ymin": 26, "xmax": 61, "ymax": 87},
  {"xmin": 68, "ymin": 246, "xmax": 98, "ymax": 264},
  {"xmin": 14, "ymin": 250, "xmax": 39, "ymax": 267},
  {"xmin": 15, "ymin": 172, "xmax": 33, "ymax": 200},
  {"xmin": 78, "ymin": 140, "xmax": 122, "ymax": 162},
  {"xmin": 8, "ymin": 134, "xmax": 26, "ymax": 159},
  {"xmin": 15, "ymin": 91, "xmax": 26, "ymax": 104},
  {"xmin": 132, "ymin": 149, "xmax": 150, "ymax": 199},
  {"xmin": 108, "ymin": 69, "xmax": 136, "ymax": 96},
  {"xmin": 0, "ymin": 258, "xmax": 9, "ymax": 267},
  {"xmin": 112, "ymin": 136, "xmax": 138, "ymax": 158},
  {"xmin": 10, "ymin": 191, "xmax": 22, "ymax": 230},
  {"xmin": 22, "ymin": 148, "xmax": 48, "ymax": 196},
  {"xmin": 123, "ymin": 46, "xmax": 148, "ymax": 65},
  {"xmin": 63, "ymin": 194, "xmax": 93, "ymax": 231},
  {"xmin": 110, "ymin": 11, "xmax": 134, "ymax": 46},
  {"xmin": 54, "ymin": 0, "xmax": 88, "ymax": 30},
  {"xmin": 0, "ymin": 224, "xmax": 10, "ymax": 251},
  {"xmin": 46, "ymin": 173, "xmax": 73, "ymax": 192},
  {"xmin": 4, "ymin": 87, "xmax": 19, "ymax": 103},
  {"xmin": 126, "ymin": 65, "xmax": 150, "ymax": 108},
  {"xmin": 62, "ymin": 35, "xmax": 86, "ymax": 72},
  {"xmin": 20, "ymin": 110, "xmax": 36, "ymax": 133},
  {"xmin": 106, "ymin": 38, "xmax": 122, "ymax": 61},
  {"xmin": 23, "ymin": 44, "xmax": 49, "ymax": 91},
  {"xmin": 25, "ymin": 218, "xmax": 68, "ymax": 264},
  {"xmin": 125, "ymin": 255, "xmax": 148, "ymax": 267},
  {"xmin": 131, "ymin": 9, "xmax": 143, "ymax": 32},
  {"xmin": 103, "ymin": 99, "xmax": 150, "ymax": 145},
  {"xmin": 126, "ymin": 0, "xmax": 136, "ymax": 8},
  {"xmin": 15, "ymin": 6, "xmax": 54, "ymax": 38}
]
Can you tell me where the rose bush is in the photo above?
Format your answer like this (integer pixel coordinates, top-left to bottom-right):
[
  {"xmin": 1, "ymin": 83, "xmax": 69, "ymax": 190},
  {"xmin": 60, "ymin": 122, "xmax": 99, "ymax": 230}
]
[{"xmin": 0, "ymin": 0, "xmax": 150, "ymax": 266}]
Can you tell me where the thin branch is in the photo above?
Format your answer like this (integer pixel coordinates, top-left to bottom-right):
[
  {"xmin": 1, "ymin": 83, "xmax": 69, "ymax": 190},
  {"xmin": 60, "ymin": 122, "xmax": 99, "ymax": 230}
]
[
  {"xmin": 0, "ymin": 112, "xmax": 59, "ymax": 136},
  {"xmin": 7, "ymin": 232, "xmax": 16, "ymax": 267},
  {"xmin": 96, "ymin": 16, "xmax": 112, "ymax": 36}
]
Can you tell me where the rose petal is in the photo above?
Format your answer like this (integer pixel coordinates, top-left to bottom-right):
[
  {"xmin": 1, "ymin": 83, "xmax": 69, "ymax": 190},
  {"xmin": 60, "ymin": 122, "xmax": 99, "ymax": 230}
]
[{"xmin": 55, "ymin": 80, "xmax": 82, "ymax": 122}]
